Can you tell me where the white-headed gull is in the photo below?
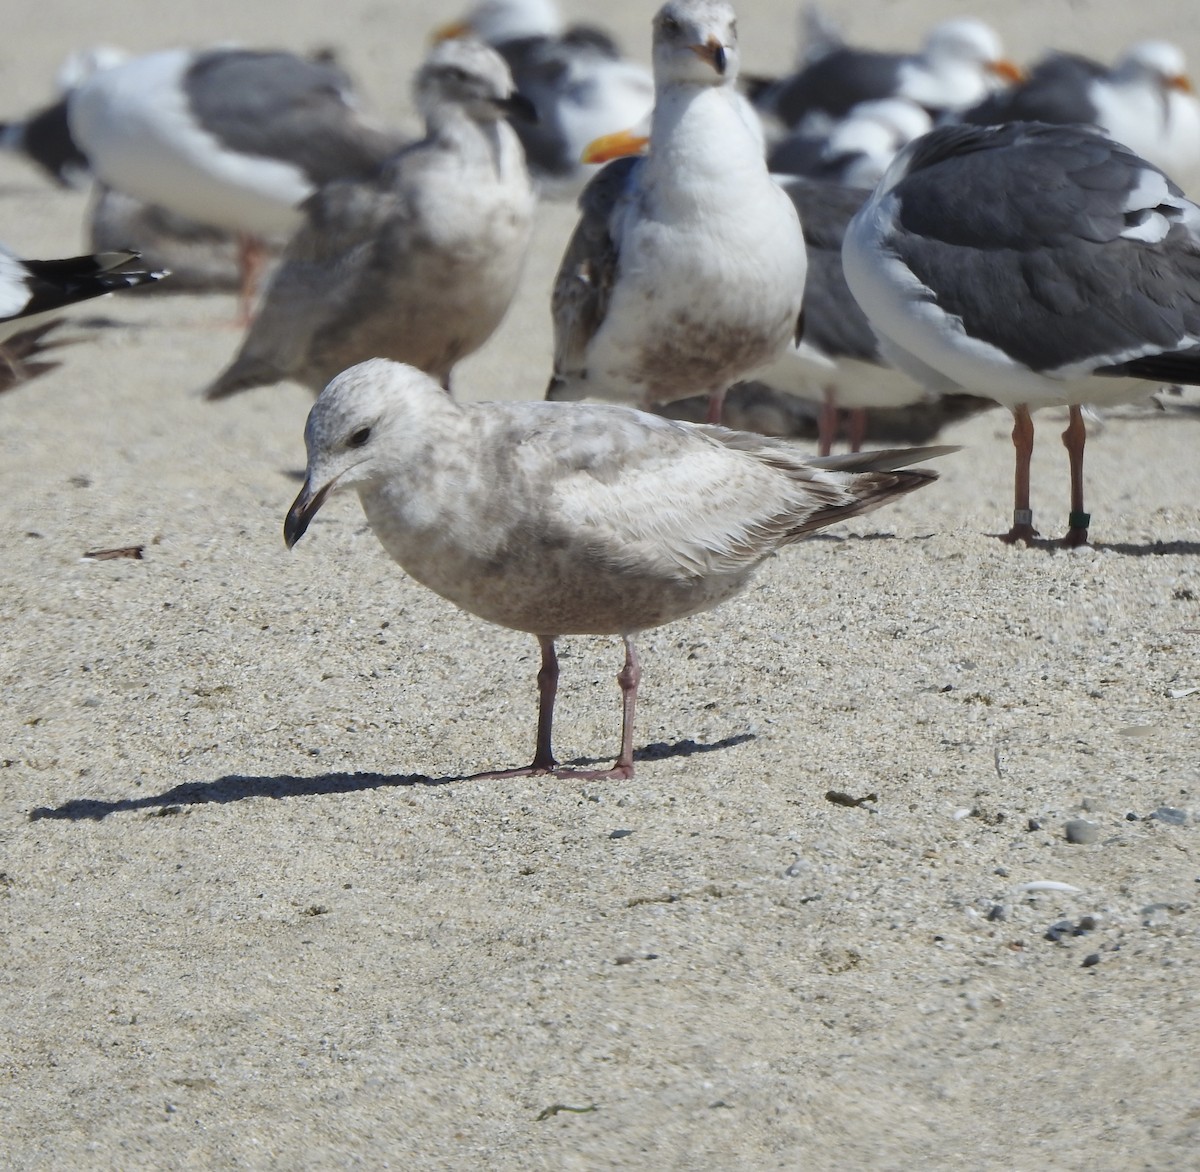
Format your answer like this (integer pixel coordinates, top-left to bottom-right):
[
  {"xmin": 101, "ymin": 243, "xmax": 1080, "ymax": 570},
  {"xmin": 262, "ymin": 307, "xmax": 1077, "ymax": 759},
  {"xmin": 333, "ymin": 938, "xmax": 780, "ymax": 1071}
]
[
  {"xmin": 546, "ymin": 0, "xmax": 806, "ymax": 425},
  {"xmin": 68, "ymin": 47, "xmax": 403, "ymax": 315},
  {"xmin": 765, "ymin": 18, "xmax": 1022, "ymax": 130},
  {"xmin": 843, "ymin": 121, "xmax": 1200, "ymax": 546},
  {"xmin": 963, "ymin": 42, "xmax": 1200, "ymax": 178}
]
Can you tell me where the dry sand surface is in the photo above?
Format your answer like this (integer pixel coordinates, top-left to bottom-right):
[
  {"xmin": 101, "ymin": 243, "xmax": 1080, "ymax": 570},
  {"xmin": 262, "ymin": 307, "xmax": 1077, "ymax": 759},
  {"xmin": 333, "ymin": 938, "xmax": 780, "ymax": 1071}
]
[{"xmin": 3, "ymin": 1, "xmax": 1200, "ymax": 1168}]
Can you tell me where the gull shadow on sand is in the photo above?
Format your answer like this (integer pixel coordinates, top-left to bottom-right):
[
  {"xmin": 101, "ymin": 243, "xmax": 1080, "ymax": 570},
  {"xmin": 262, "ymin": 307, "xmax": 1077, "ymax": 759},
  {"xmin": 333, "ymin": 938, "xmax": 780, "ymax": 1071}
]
[
  {"xmin": 26, "ymin": 734, "xmax": 754, "ymax": 823},
  {"xmin": 999, "ymin": 536, "xmax": 1200, "ymax": 557}
]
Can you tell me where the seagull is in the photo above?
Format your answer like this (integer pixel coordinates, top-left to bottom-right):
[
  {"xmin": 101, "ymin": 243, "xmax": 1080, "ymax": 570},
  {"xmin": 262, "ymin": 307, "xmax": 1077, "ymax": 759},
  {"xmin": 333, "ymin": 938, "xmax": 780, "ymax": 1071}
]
[
  {"xmin": 767, "ymin": 98, "xmax": 932, "ymax": 187},
  {"xmin": 764, "ymin": 18, "xmax": 1023, "ymax": 130},
  {"xmin": 203, "ymin": 39, "xmax": 535, "ymax": 400},
  {"xmin": 751, "ymin": 177, "xmax": 931, "ymax": 454},
  {"xmin": 0, "ymin": 45, "xmax": 128, "ymax": 189},
  {"xmin": 0, "ymin": 247, "xmax": 165, "ymax": 342},
  {"xmin": 67, "ymin": 47, "xmax": 403, "ymax": 316},
  {"xmin": 284, "ymin": 359, "xmax": 949, "ymax": 779},
  {"xmin": 434, "ymin": 0, "xmax": 653, "ymax": 189},
  {"xmin": 0, "ymin": 247, "xmax": 165, "ymax": 389},
  {"xmin": 546, "ymin": 0, "xmax": 806, "ymax": 425},
  {"xmin": 842, "ymin": 121, "xmax": 1200, "ymax": 546},
  {"xmin": 962, "ymin": 41, "xmax": 1200, "ymax": 178}
]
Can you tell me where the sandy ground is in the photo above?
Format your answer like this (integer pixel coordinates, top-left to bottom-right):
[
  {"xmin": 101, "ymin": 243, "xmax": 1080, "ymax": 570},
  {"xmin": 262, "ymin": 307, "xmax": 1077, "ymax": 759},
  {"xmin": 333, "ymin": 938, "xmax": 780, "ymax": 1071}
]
[{"xmin": 3, "ymin": 1, "xmax": 1200, "ymax": 1168}]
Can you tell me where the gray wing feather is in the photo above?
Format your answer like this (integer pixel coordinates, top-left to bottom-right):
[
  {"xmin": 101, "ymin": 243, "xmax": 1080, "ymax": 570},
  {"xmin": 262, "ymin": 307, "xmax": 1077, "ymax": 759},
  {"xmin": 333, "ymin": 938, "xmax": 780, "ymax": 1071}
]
[{"xmin": 548, "ymin": 156, "xmax": 639, "ymax": 392}]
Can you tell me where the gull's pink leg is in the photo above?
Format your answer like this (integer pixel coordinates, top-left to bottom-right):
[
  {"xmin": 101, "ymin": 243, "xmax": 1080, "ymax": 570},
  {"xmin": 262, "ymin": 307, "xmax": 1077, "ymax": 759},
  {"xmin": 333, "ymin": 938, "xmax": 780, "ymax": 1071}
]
[
  {"xmin": 706, "ymin": 387, "xmax": 727, "ymax": 425},
  {"xmin": 1000, "ymin": 404, "xmax": 1039, "ymax": 545},
  {"xmin": 847, "ymin": 407, "xmax": 868, "ymax": 453},
  {"xmin": 471, "ymin": 636, "xmax": 638, "ymax": 782},
  {"xmin": 235, "ymin": 232, "xmax": 267, "ymax": 327},
  {"xmin": 609, "ymin": 636, "xmax": 640, "ymax": 779},
  {"xmin": 1061, "ymin": 405, "xmax": 1090, "ymax": 547},
  {"xmin": 531, "ymin": 635, "xmax": 559, "ymax": 771}
]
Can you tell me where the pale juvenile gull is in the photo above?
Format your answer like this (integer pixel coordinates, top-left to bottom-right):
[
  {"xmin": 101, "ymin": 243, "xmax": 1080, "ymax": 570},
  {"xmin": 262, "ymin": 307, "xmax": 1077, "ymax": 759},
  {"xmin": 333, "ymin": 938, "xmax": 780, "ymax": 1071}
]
[
  {"xmin": 204, "ymin": 39, "xmax": 536, "ymax": 400},
  {"xmin": 842, "ymin": 121, "xmax": 1200, "ymax": 546},
  {"xmin": 67, "ymin": 47, "xmax": 404, "ymax": 314},
  {"xmin": 434, "ymin": 0, "xmax": 654, "ymax": 190},
  {"xmin": 749, "ymin": 177, "xmax": 931, "ymax": 454},
  {"xmin": 546, "ymin": 0, "xmax": 806, "ymax": 425},
  {"xmin": 284, "ymin": 359, "xmax": 949, "ymax": 779},
  {"xmin": 962, "ymin": 42, "xmax": 1200, "ymax": 178},
  {"xmin": 763, "ymin": 18, "xmax": 1022, "ymax": 130}
]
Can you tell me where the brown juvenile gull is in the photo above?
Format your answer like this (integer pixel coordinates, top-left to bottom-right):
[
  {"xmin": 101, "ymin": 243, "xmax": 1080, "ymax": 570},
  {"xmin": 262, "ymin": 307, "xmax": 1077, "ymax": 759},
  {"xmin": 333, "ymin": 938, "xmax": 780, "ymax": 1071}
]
[
  {"xmin": 545, "ymin": 0, "xmax": 806, "ymax": 425},
  {"xmin": 205, "ymin": 39, "xmax": 536, "ymax": 400},
  {"xmin": 284, "ymin": 359, "xmax": 950, "ymax": 779}
]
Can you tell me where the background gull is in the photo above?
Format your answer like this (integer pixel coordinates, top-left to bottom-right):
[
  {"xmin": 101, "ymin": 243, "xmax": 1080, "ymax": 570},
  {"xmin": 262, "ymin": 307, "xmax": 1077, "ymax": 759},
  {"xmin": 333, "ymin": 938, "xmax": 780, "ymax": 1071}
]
[
  {"xmin": 761, "ymin": 17, "xmax": 1022, "ymax": 131},
  {"xmin": 842, "ymin": 121, "xmax": 1200, "ymax": 547},
  {"xmin": 0, "ymin": 246, "xmax": 164, "ymax": 343},
  {"xmin": 284, "ymin": 359, "xmax": 948, "ymax": 779},
  {"xmin": 204, "ymin": 38, "xmax": 535, "ymax": 400},
  {"xmin": 434, "ymin": 0, "xmax": 654, "ymax": 190},
  {"xmin": 0, "ymin": 246, "xmax": 165, "ymax": 390},
  {"xmin": 748, "ymin": 177, "xmax": 933, "ymax": 454},
  {"xmin": 767, "ymin": 97, "xmax": 932, "ymax": 187},
  {"xmin": 67, "ymin": 47, "xmax": 404, "ymax": 315},
  {"xmin": 961, "ymin": 41, "xmax": 1200, "ymax": 178},
  {"xmin": 546, "ymin": 0, "xmax": 806, "ymax": 425},
  {"xmin": 0, "ymin": 46, "xmax": 128, "ymax": 189}
]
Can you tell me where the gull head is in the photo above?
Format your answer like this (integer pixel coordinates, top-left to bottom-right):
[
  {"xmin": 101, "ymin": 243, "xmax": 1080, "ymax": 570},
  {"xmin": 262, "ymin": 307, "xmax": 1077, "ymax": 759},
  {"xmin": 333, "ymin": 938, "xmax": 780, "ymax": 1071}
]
[
  {"xmin": 652, "ymin": 0, "xmax": 739, "ymax": 87},
  {"xmin": 922, "ymin": 19, "xmax": 1023, "ymax": 83},
  {"xmin": 285, "ymin": 360, "xmax": 443, "ymax": 549},
  {"xmin": 415, "ymin": 37, "xmax": 535, "ymax": 126},
  {"xmin": 432, "ymin": 0, "xmax": 564, "ymax": 46},
  {"xmin": 1115, "ymin": 41, "xmax": 1194, "ymax": 94}
]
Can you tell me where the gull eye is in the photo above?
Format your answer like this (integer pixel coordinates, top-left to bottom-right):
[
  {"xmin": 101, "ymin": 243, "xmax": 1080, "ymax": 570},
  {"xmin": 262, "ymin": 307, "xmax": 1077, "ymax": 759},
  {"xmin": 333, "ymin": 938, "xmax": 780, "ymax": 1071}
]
[
  {"xmin": 660, "ymin": 14, "xmax": 680, "ymax": 34},
  {"xmin": 347, "ymin": 426, "xmax": 372, "ymax": 449}
]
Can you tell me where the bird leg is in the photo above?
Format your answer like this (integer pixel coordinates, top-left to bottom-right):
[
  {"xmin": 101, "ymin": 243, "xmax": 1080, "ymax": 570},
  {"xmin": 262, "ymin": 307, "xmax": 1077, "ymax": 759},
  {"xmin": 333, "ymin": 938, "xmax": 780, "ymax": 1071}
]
[
  {"xmin": 471, "ymin": 635, "xmax": 638, "ymax": 781},
  {"xmin": 706, "ymin": 387, "xmax": 727, "ymax": 426},
  {"xmin": 472, "ymin": 636, "xmax": 560, "ymax": 778},
  {"xmin": 1000, "ymin": 404, "xmax": 1039, "ymax": 544},
  {"xmin": 846, "ymin": 407, "xmax": 868, "ymax": 453},
  {"xmin": 531, "ymin": 635, "xmax": 560, "ymax": 771},
  {"xmin": 608, "ymin": 636, "xmax": 640, "ymax": 779},
  {"xmin": 817, "ymin": 388, "xmax": 837, "ymax": 456},
  {"xmin": 235, "ymin": 232, "xmax": 268, "ymax": 326},
  {"xmin": 1061, "ymin": 405, "xmax": 1090, "ymax": 547}
]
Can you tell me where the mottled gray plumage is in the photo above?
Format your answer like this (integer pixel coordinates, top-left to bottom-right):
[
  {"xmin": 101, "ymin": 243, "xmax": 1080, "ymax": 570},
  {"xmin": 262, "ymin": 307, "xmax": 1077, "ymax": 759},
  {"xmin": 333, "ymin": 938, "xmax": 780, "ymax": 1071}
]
[
  {"xmin": 285, "ymin": 359, "xmax": 948, "ymax": 776},
  {"xmin": 205, "ymin": 39, "xmax": 535, "ymax": 399}
]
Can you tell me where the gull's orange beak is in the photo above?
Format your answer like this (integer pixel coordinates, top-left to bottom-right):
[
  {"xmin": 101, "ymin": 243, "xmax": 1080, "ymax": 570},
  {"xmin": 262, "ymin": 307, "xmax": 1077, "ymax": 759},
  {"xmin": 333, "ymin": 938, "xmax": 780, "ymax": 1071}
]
[
  {"xmin": 582, "ymin": 128, "xmax": 651, "ymax": 164},
  {"xmin": 688, "ymin": 37, "xmax": 728, "ymax": 76},
  {"xmin": 431, "ymin": 18, "xmax": 472, "ymax": 43},
  {"xmin": 988, "ymin": 58, "xmax": 1025, "ymax": 83},
  {"xmin": 1170, "ymin": 73, "xmax": 1195, "ymax": 94}
]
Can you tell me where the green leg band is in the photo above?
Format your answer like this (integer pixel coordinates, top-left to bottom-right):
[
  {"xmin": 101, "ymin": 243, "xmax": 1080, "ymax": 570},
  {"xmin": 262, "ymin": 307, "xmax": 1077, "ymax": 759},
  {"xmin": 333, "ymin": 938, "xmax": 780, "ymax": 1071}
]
[{"xmin": 1068, "ymin": 511, "xmax": 1091, "ymax": 530}]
